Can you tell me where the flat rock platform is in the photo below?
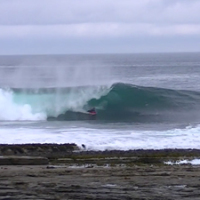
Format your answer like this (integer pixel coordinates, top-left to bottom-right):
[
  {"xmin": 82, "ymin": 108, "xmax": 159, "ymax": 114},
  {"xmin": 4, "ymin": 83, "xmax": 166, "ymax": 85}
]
[{"xmin": 0, "ymin": 144, "xmax": 200, "ymax": 200}]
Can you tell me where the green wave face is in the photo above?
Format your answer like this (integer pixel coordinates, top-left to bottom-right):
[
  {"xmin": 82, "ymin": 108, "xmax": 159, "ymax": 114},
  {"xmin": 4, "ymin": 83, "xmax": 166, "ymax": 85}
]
[{"xmin": 89, "ymin": 83, "xmax": 198, "ymax": 109}]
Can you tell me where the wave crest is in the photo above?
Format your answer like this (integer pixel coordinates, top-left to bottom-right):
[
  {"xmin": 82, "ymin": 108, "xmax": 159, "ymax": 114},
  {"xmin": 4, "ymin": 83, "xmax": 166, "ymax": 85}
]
[{"xmin": 1, "ymin": 83, "xmax": 200, "ymax": 121}]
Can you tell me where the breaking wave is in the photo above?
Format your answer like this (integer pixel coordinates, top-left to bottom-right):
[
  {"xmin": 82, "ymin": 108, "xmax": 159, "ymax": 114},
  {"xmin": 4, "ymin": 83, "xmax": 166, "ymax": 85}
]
[{"xmin": 1, "ymin": 82, "xmax": 200, "ymax": 122}]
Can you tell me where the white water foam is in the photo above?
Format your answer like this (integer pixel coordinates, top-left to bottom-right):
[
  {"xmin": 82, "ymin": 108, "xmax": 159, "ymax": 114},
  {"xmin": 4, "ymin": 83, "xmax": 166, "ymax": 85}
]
[
  {"xmin": 1, "ymin": 124, "xmax": 200, "ymax": 150},
  {"xmin": 165, "ymin": 159, "xmax": 200, "ymax": 165},
  {"xmin": 0, "ymin": 89, "xmax": 45, "ymax": 120}
]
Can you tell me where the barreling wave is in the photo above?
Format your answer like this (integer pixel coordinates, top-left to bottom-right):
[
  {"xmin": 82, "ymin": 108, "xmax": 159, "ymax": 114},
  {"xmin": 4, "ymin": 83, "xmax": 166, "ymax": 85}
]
[
  {"xmin": 86, "ymin": 83, "xmax": 200, "ymax": 122},
  {"xmin": 1, "ymin": 82, "xmax": 200, "ymax": 121}
]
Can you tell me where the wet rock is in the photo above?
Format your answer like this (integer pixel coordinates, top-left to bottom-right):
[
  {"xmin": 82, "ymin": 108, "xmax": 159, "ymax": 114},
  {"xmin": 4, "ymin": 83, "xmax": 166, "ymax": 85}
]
[
  {"xmin": 0, "ymin": 143, "xmax": 80, "ymax": 157},
  {"xmin": 0, "ymin": 156, "xmax": 49, "ymax": 165}
]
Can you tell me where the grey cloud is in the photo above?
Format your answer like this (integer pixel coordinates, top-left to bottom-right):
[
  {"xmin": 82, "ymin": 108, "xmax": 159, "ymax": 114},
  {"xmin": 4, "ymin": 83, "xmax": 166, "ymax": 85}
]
[
  {"xmin": 0, "ymin": 0, "xmax": 200, "ymax": 54},
  {"xmin": 0, "ymin": 0, "xmax": 200, "ymax": 25}
]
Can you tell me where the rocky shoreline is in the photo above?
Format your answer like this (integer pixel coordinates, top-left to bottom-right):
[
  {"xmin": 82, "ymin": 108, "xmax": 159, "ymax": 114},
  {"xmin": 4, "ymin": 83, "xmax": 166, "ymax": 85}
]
[{"xmin": 1, "ymin": 144, "xmax": 200, "ymax": 199}]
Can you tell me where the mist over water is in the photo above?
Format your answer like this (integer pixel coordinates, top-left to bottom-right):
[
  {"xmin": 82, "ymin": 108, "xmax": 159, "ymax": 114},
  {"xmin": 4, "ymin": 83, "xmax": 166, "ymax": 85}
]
[{"xmin": 0, "ymin": 55, "xmax": 115, "ymax": 88}]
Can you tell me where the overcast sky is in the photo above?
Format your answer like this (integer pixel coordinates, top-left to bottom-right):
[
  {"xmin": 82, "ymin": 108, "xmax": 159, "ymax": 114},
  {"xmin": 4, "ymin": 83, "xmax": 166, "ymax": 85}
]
[{"xmin": 0, "ymin": 0, "xmax": 200, "ymax": 55}]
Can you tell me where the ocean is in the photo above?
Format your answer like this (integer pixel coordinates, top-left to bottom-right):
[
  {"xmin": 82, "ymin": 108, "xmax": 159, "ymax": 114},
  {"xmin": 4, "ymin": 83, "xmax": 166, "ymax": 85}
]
[{"xmin": 0, "ymin": 53, "xmax": 200, "ymax": 150}]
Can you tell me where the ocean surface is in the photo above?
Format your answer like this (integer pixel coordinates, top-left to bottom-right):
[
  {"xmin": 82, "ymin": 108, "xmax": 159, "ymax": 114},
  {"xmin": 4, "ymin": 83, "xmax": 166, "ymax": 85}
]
[{"xmin": 0, "ymin": 53, "xmax": 200, "ymax": 150}]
